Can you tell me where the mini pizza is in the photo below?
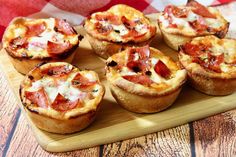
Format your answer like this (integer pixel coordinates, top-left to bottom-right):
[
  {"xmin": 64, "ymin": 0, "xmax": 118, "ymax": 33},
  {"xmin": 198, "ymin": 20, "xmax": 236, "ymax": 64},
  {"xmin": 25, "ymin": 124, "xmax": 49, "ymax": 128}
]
[
  {"xmin": 84, "ymin": 4, "xmax": 156, "ymax": 59},
  {"xmin": 105, "ymin": 46, "xmax": 187, "ymax": 113},
  {"xmin": 158, "ymin": 0, "xmax": 229, "ymax": 50},
  {"xmin": 20, "ymin": 62, "xmax": 105, "ymax": 134},
  {"xmin": 179, "ymin": 35, "xmax": 236, "ymax": 95},
  {"xmin": 2, "ymin": 17, "xmax": 82, "ymax": 74}
]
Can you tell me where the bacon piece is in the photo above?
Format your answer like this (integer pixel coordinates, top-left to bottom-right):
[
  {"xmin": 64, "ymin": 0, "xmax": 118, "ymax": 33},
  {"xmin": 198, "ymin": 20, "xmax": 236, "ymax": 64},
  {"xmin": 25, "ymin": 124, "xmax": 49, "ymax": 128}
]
[
  {"xmin": 55, "ymin": 19, "xmax": 76, "ymax": 35},
  {"xmin": 72, "ymin": 73, "xmax": 96, "ymax": 89},
  {"xmin": 123, "ymin": 75, "xmax": 153, "ymax": 86},
  {"xmin": 51, "ymin": 93, "xmax": 79, "ymax": 112},
  {"xmin": 154, "ymin": 60, "xmax": 171, "ymax": 78},
  {"xmin": 95, "ymin": 13, "xmax": 121, "ymax": 25},
  {"xmin": 47, "ymin": 41, "xmax": 72, "ymax": 55},
  {"xmin": 25, "ymin": 88, "xmax": 49, "ymax": 108},
  {"xmin": 187, "ymin": 0, "xmax": 216, "ymax": 18},
  {"xmin": 95, "ymin": 22, "xmax": 112, "ymax": 35},
  {"xmin": 41, "ymin": 65, "xmax": 72, "ymax": 77},
  {"xmin": 26, "ymin": 22, "xmax": 46, "ymax": 37}
]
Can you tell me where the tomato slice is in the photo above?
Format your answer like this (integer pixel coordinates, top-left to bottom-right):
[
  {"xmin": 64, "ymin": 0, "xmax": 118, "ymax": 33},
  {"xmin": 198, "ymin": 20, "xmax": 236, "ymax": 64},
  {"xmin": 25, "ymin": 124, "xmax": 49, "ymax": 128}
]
[
  {"xmin": 72, "ymin": 73, "xmax": 96, "ymax": 89},
  {"xmin": 187, "ymin": 0, "xmax": 216, "ymax": 18},
  {"xmin": 55, "ymin": 19, "xmax": 76, "ymax": 35},
  {"xmin": 25, "ymin": 87, "xmax": 49, "ymax": 108},
  {"xmin": 123, "ymin": 75, "xmax": 153, "ymax": 86},
  {"xmin": 154, "ymin": 60, "xmax": 171, "ymax": 78},
  {"xmin": 26, "ymin": 22, "xmax": 46, "ymax": 37},
  {"xmin": 41, "ymin": 65, "xmax": 72, "ymax": 77},
  {"xmin": 51, "ymin": 93, "xmax": 79, "ymax": 112},
  {"xmin": 47, "ymin": 41, "xmax": 72, "ymax": 55}
]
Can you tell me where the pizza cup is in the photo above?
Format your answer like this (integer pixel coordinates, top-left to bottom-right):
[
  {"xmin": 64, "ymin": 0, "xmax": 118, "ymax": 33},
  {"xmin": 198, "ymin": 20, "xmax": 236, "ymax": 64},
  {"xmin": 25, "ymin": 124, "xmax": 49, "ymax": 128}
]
[
  {"xmin": 20, "ymin": 62, "xmax": 105, "ymax": 134},
  {"xmin": 105, "ymin": 46, "xmax": 187, "ymax": 113},
  {"xmin": 2, "ymin": 17, "xmax": 82, "ymax": 74},
  {"xmin": 84, "ymin": 4, "xmax": 156, "ymax": 59},
  {"xmin": 158, "ymin": 0, "xmax": 229, "ymax": 50},
  {"xmin": 179, "ymin": 35, "xmax": 236, "ymax": 95}
]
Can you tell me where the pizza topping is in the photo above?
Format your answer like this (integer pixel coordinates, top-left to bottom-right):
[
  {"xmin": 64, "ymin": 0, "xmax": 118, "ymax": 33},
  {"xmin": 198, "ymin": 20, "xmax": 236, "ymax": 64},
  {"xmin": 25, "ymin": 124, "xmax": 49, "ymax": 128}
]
[
  {"xmin": 51, "ymin": 93, "xmax": 80, "ymax": 112},
  {"xmin": 159, "ymin": 1, "xmax": 223, "ymax": 35},
  {"xmin": 186, "ymin": 0, "xmax": 216, "ymax": 19},
  {"xmin": 55, "ymin": 19, "xmax": 76, "ymax": 35},
  {"xmin": 72, "ymin": 73, "xmax": 96, "ymax": 89},
  {"xmin": 182, "ymin": 42, "xmax": 226, "ymax": 73},
  {"xmin": 25, "ymin": 87, "xmax": 49, "ymax": 108},
  {"xmin": 107, "ymin": 60, "xmax": 118, "ymax": 67},
  {"xmin": 47, "ymin": 41, "xmax": 72, "ymax": 55},
  {"xmin": 41, "ymin": 64, "xmax": 72, "ymax": 77},
  {"xmin": 154, "ymin": 60, "xmax": 171, "ymax": 78},
  {"xmin": 95, "ymin": 22, "xmax": 113, "ymax": 35},
  {"xmin": 9, "ymin": 37, "xmax": 28, "ymax": 50},
  {"xmin": 26, "ymin": 22, "xmax": 46, "ymax": 37},
  {"xmin": 123, "ymin": 75, "xmax": 153, "ymax": 86},
  {"xmin": 95, "ymin": 13, "xmax": 121, "ymax": 25}
]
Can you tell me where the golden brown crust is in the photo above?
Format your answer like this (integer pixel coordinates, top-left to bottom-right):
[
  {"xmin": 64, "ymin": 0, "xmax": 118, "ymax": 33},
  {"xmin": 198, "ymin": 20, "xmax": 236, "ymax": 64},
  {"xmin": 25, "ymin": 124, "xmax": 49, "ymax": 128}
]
[
  {"xmin": 106, "ymin": 46, "xmax": 186, "ymax": 113},
  {"xmin": 84, "ymin": 4, "xmax": 156, "ymax": 58},
  {"xmin": 5, "ymin": 44, "xmax": 77, "ymax": 75},
  {"xmin": 86, "ymin": 34, "xmax": 155, "ymax": 59},
  {"xmin": 158, "ymin": 4, "xmax": 229, "ymax": 50},
  {"xmin": 110, "ymin": 84, "xmax": 182, "ymax": 113},
  {"xmin": 20, "ymin": 62, "xmax": 105, "ymax": 134},
  {"xmin": 178, "ymin": 36, "xmax": 236, "ymax": 95},
  {"xmin": 2, "ymin": 17, "xmax": 81, "ymax": 74}
]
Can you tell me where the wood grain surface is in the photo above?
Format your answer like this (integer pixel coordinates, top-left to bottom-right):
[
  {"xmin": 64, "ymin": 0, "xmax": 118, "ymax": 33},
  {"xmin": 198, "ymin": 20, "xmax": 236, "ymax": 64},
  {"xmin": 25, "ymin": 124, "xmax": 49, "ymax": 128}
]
[{"xmin": 1, "ymin": 2, "xmax": 236, "ymax": 156}]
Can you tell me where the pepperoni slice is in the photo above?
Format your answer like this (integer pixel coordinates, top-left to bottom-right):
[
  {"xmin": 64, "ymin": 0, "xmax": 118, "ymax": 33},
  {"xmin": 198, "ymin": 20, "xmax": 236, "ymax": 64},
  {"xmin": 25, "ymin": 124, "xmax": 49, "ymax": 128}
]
[
  {"xmin": 41, "ymin": 65, "xmax": 72, "ymax": 77},
  {"xmin": 9, "ymin": 37, "xmax": 28, "ymax": 50},
  {"xmin": 189, "ymin": 18, "xmax": 208, "ymax": 33},
  {"xmin": 181, "ymin": 43, "xmax": 207, "ymax": 57},
  {"xmin": 51, "ymin": 93, "xmax": 79, "ymax": 112},
  {"xmin": 123, "ymin": 75, "xmax": 153, "ymax": 86},
  {"xmin": 187, "ymin": 0, "xmax": 216, "ymax": 18},
  {"xmin": 25, "ymin": 88, "xmax": 49, "ymax": 108},
  {"xmin": 26, "ymin": 22, "xmax": 46, "ymax": 37},
  {"xmin": 154, "ymin": 60, "xmax": 171, "ymax": 78},
  {"xmin": 200, "ymin": 53, "xmax": 224, "ymax": 73},
  {"xmin": 164, "ymin": 5, "xmax": 188, "ymax": 18},
  {"xmin": 55, "ymin": 19, "xmax": 76, "ymax": 35},
  {"xmin": 128, "ymin": 46, "xmax": 150, "ymax": 62},
  {"xmin": 95, "ymin": 22, "xmax": 112, "ymax": 35},
  {"xmin": 72, "ymin": 73, "xmax": 96, "ymax": 89},
  {"xmin": 121, "ymin": 16, "xmax": 137, "ymax": 30},
  {"xmin": 95, "ymin": 13, "xmax": 121, "ymax": 25},
  {"xmin": 47, "ymin": 41, "xmax": 72, "ymax": 55}
]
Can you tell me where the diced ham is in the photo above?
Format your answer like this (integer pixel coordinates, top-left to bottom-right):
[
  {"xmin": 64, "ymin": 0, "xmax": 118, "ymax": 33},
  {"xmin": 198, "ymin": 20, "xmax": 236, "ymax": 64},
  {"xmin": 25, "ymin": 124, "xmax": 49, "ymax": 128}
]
[
  {"xmin": 51, "ymin": 93, "xmax": 79, "ymax": 112},
  {"xmin": 154, "ymin": 60, "xmax": 171, "ymax": 78},
  {"xmin": 55, "ymin": 19, "xmax": 76, "ymax": 35},
  {"xmin": 26, "ymin": 22, "xmax": 46, "ymax": 37},
  {"xmin": 123, "ymin": 75, "xmax": 153, "ymax": 86},
  {"xmin": 25, "ymin": 87, "xmax": 49, "ymax": 108},
  {"xmin": 187, "ymin": 0, "xmax": 216, "ymax": 18}
]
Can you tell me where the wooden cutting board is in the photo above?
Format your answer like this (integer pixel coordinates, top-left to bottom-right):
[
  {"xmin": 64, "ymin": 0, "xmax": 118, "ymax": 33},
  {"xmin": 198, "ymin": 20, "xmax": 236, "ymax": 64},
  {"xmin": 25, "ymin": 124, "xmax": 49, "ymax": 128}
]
[{"xmin": 0, "ymin": 14, "xmax": 236, "ymax": 152}]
